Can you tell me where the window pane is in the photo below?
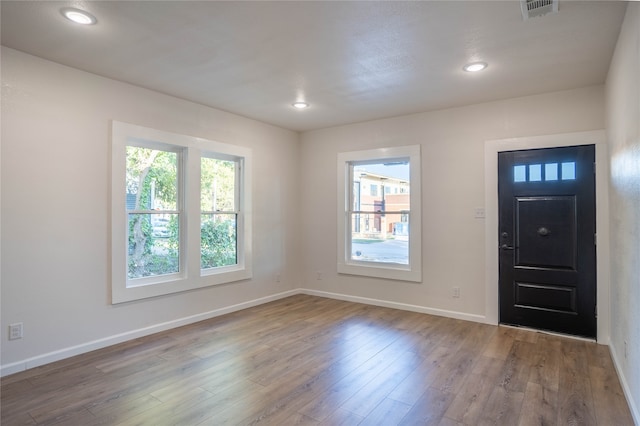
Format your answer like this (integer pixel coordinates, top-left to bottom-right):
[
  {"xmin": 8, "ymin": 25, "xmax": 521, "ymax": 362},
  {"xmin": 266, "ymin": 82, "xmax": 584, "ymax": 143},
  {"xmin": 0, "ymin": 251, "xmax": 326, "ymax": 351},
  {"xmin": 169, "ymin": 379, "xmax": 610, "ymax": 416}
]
[
  {"xmin": 201, "ymin": 157, "xmax": 236, "ymax": 212},
  {"xmin": 126, "ymin": 147, "xmax": 177, "ymax": 211},
  {"xmin": 350, "ymin": 213, "xmax": 408, "ymax": 264},
  {"xmin": 514, "ymin": 165, "xmax": 526, "ymax": 182},
  {"xmin": 201, "ymin": 214, "xmax": 237, "ymax": 269},
  {"xmin": 128, "ymin": 213, "xmax": 179, "ymax": 278},
  {"xmin": 545, "ymin": 163, "xmax": 558, "ymax": 181},
  {"xmin": 529, "ymin": 164, "xmax": 542, "ymax": 181},
  {"xmin": 350, "ymin": 161, "xmax": 410, "ymax": 266},
  {"xmin": 562, "ymin": 162, "xmax": 576, "ymax": 180}
]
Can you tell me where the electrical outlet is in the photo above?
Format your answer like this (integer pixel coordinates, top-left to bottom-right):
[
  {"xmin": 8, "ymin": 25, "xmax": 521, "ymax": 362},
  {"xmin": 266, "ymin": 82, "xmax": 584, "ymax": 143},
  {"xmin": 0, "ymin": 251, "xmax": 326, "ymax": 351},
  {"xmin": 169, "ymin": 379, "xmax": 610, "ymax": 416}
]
[
  {"xmin": 474, "ymin": 208, "xmax": 485, "ymax": 219},
  {"xmin": 9, "ymin": 323, "xmax": 23, "ymax": 340},
  {"xmin": 316, "ymin": 271, "xmax": 323, "ymax": 280},
  {"xmin": 275, "ymin": 273, "xmax": 281, "ymax": 283},
  {"xmin": 453, "ymin": 287, "xmax": 460, "ymax": 298}
]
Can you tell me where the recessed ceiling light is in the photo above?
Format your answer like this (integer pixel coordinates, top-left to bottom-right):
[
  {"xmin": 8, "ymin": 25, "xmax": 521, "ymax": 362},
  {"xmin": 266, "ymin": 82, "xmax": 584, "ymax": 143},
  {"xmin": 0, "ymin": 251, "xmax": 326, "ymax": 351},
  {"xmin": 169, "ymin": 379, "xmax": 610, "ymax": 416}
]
[
  {"xmin": 292, "ymin": 101, "xmax": 309, "ymax": 109},
  {"xmin": 61, "ymin": 8, "xmax": 97, "ymax": 25},
  {"xmin": 463, "ymin": 62, "xmax": 488, "ymax": 72}
]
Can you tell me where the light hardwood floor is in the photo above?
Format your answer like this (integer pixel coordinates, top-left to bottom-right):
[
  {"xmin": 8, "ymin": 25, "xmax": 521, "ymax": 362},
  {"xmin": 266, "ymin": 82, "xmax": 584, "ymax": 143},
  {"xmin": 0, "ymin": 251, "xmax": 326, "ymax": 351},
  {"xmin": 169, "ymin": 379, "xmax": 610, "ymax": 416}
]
[{"xmin": 1, "ymin": 295, "xmax": 634, "ymax": 425}]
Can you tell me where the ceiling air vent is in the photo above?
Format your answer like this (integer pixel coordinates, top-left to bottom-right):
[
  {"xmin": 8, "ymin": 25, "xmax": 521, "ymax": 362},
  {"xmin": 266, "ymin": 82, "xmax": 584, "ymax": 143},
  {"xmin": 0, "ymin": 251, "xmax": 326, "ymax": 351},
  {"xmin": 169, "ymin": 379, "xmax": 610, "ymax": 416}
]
[{"xmin": 520, "ymin": 0, "xmax": 558, "ymax": 20}]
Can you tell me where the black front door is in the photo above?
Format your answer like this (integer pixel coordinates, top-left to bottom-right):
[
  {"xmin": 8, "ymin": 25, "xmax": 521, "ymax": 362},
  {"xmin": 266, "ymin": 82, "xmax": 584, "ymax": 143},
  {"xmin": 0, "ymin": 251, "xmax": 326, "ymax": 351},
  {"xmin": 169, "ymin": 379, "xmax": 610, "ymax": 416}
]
[{"xmin": 498, "ymin": 145, "xmax": 596, "ymax": 338}]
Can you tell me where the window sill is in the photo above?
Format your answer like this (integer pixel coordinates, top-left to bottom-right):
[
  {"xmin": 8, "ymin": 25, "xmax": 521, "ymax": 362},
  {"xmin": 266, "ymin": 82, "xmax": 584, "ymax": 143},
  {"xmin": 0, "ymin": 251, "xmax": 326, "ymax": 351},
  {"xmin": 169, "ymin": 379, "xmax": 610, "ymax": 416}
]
[{"xmin": 337, "ymin": 261, "xmax": 421, "ymax": 282}]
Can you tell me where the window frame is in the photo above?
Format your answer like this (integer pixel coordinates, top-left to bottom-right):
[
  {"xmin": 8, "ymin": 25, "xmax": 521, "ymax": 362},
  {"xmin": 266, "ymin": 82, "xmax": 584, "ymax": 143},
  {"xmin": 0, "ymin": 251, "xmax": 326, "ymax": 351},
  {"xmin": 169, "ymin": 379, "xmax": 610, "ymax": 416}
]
[
  {"xmin": 199, "ymin": 152, "xmax": 245, "ymax": 275},
  {"xmin": 124, "ymin": 142, "xmax": 184, "ymax": 286},
  {"xmin": 337, "ymin": 145, "xmax": 422, "ymax": 282},
  {"xmin": 111, "ymin": 121, "xmax": 252, "ymax": 304}
]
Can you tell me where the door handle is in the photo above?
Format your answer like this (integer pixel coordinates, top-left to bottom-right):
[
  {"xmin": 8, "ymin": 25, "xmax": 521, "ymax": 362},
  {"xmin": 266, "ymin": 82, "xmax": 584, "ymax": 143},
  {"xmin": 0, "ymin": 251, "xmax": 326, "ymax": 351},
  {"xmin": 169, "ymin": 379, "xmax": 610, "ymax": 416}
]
[
  {"xmin": 500, "ymin": 244, "xmax": 515, "ymax": 250},
  {"xmin": 537, "ymin": 227, "xmax": 551, "ymax": 236}
]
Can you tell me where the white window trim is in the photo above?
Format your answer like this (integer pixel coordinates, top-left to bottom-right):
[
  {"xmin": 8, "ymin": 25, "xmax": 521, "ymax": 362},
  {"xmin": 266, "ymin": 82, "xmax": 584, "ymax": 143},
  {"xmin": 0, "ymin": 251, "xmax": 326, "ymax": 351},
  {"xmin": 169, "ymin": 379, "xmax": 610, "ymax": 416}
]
[
  {"xmin": 111, "ymin": 121, "xmax": 252, "ymax": 304},
  {"xmin": 122, "ymin": 142, "xmax": 185, "ymax": 287},
  {"xmin": 337, "ymin": 145, "xmax": 422, "ymax": 282}
]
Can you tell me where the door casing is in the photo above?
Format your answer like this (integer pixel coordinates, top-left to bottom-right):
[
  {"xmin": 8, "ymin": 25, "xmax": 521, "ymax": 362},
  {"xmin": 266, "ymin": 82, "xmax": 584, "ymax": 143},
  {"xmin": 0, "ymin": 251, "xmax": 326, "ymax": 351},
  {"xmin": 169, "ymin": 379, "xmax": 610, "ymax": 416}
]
[{"xmin": 484, "ymin": 130, "xmax": 610, "ymax": 343}]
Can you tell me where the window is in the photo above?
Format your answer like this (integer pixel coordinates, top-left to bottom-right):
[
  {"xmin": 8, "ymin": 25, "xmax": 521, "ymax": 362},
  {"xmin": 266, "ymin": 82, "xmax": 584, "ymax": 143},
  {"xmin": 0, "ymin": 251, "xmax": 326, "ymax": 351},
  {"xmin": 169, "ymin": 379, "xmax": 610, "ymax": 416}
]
[
  {"xmin": 514, "ymin": 165, "xmax": 526, "ymax": 182},
  {"xmin": 513, "ymin": 161, "xmax": 576, "ymax": 182},
  {"xmin": 337, "ymin": 145, "xmax": 421, "ymax": 282},
  {"xmin": 126, "ymin": 146, "xmax": 181, "ymax": 280},
  {"xmin": 561, "ymin": 162, "xmax": 576, "ymax": 180},
  {"xmin": 200, "ymin": 156, "xmax": 240, "ymax": 272},
  {"xmin": 545, "ymin": 163, "xmax": 558, "ymax": 181},
  {"xmin": 112, "ymin": 122, "xmax": 252, "ymax": 303},
  {"xmin": 529, "ymin": 164, "xmax": 542, "ymax": 181}
]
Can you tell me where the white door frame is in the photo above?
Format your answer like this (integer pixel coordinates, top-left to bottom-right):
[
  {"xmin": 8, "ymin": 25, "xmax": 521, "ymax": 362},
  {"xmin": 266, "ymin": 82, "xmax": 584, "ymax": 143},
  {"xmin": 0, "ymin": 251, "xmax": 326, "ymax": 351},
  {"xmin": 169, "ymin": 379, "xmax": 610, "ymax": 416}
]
[{"xmin": 484, "ymin": 130, "xmax": 610, "ymax": 344}]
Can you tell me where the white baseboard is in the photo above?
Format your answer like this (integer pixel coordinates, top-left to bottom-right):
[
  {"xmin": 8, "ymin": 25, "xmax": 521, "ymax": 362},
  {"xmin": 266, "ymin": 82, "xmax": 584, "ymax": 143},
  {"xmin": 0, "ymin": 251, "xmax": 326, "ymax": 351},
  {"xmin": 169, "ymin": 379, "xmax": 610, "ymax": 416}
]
[
  {"xmin": 299, "ymin": 288, "xmax": 487, "ymax": 324},
  {"xmin": 0, "ymin": 289, "xmax": 298, "ymax": 378},
  {"xmin": 609, "ymin": 343, "xmax": 640, "ymax": 425}
]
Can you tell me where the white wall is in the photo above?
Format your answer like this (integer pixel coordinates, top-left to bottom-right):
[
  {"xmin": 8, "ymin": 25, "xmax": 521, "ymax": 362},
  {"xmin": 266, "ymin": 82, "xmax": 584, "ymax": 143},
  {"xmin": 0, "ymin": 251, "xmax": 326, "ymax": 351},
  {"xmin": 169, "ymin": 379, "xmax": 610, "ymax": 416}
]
[
  {"xmin": 606, "ymin": 3, "xmax": 640, "ymax": 423},
  {"xmin": 0, "ymin": 47, "xmax": 301, "ymax": 373},
  {"xmin": 299, "ymin": 85, "xmax": 605, "ymax": 321}
]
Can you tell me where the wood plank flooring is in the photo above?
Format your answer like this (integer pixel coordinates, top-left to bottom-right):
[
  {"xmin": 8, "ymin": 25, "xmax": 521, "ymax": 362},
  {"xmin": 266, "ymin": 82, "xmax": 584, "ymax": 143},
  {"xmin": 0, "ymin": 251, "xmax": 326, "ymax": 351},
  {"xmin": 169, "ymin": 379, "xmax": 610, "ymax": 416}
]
[{"xmin": 1, "ymin": 295, "xmax": 634, "ymax": 425}]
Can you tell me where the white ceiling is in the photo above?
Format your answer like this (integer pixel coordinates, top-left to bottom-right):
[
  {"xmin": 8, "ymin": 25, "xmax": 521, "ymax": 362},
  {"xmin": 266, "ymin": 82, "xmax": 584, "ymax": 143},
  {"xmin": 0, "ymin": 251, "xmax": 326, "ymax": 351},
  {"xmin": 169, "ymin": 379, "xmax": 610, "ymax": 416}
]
[{"xmin": 0, "ymin": 1, "xmax": 627, "ymax": 132}]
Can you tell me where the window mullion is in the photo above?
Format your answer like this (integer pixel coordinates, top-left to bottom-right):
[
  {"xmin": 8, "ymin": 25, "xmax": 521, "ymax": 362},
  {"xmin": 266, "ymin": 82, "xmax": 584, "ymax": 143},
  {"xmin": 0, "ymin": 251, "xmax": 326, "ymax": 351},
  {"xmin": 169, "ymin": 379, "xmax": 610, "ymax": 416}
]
[
  {"xmin": 185, "ymin": 146, "xmax": 201, "ymax": 279},
  {"xmin": 129, "ymin": 210, "xmax": 180, "ymax": 214},
  {"xmin": 201, "ymin": 210, "xmax": 237, "ymax": 214},
  {"xmin": 235, "ymin": 159, "xmax": 244, "ymax": 266},
  {"xmin": 350, "ymin": 210, "xmax": 409, "ymax": 214}
]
